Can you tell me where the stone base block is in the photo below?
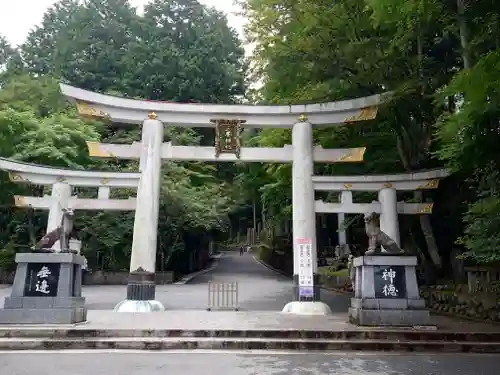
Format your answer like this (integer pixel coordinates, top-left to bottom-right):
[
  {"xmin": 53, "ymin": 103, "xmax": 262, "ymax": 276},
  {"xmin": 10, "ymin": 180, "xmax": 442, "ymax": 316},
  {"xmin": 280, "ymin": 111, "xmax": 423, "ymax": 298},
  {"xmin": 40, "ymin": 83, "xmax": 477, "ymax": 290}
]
[
  {"xmin": 4, "ymin": 296, "xmax": 85, "ymax": 309},
  {"xmin": 126, "ymin": 282, "xmax": 155, "ymax": 300},
  {"xmin": 0, "ymin": 307, "xmax": 87, "ymax": 324},
  {"xmin": 282, "ymin": 301, "xmax": 332, "ymax": 315},
  {"xmin": 113, "ymin": 299, "xmax": 165, "ymax": 312},
  {"xmin": 292, "ymin": 274, "xmax": 321, "ymax": 301},
  {"xmin": 350, "ymin": 297, "xmax": 426, "ymax": 310},
  {"xmin": 349, "ymin": 307, "xmax": 430, "ymax": 326}
]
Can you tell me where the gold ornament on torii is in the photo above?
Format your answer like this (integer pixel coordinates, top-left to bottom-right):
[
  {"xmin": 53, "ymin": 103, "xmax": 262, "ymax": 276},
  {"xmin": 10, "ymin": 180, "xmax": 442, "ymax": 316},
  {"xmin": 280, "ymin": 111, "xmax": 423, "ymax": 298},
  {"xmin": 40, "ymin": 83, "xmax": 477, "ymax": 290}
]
[
  {"xmin": 418, "ymin": 203, "xmax": 433, "ymax": 214},
  {"xmin": 416, "ymin": 179, "xmax": 440, "ymax": 190},
  {"xmin": 336, "ymin": 147, "xmax": 366, "ymax": 162},
  {"xmin": 211, "ymin": 119, "xmax": 246, "ymax": 158},
  {"xmin": 344, "ymin": 106, "xmax": 378, "ymax": 123},
  {"xmin": 297, "ymin": 113, "xmax": 308, "ymax": 122},
  {"xmin": 9, "ymin": 173, "xmax": 27, "ymax": 182},
  {"xmin": 75, "ymin": 101, "xmax": 109, "ymax": 119}
]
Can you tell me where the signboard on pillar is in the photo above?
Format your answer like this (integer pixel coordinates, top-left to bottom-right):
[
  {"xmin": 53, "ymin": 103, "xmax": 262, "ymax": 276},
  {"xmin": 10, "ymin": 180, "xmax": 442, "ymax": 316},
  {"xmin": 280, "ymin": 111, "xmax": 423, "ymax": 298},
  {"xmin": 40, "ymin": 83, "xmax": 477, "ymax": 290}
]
[
  {"xmin": 24, "ymin": 263, "xmax": 61, "ymax": 297},
  {"xmin": 296, "ymin": 237, "xmax": 314, "ymax": 298},
  {"xmin": 374, "ymin": 265, "xmax": 406, "ymax": 299}
]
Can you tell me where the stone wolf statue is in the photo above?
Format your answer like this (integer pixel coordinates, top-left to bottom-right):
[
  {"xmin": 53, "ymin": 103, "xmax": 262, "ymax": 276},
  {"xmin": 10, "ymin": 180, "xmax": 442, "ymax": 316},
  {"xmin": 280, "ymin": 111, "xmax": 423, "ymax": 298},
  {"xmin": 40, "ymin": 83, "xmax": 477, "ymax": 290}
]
[
  {"xmin": 33, "ymin": 208, "xmax": 75, "ymax": 253},
  {"xmin": 364, "ymin": 212, "xmax": 404, "ymax": 255}
]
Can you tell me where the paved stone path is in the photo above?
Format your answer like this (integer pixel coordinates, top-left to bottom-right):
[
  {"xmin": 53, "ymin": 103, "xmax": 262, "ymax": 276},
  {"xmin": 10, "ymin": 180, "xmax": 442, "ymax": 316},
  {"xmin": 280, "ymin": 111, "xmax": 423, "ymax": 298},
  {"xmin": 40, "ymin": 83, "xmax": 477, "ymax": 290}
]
[
  {"xmin": 0, "ymin": 252, "xmax": 351, "ymax": 311},
  {"xmin": 0, "ymin": 251, "xmax": 498, "ymax": 334},
  {"xmin": 0, "ymin": 308, "xmax": 495, "ymax": 331},
  {"xmin": 2, "ymin": 351, "xmax": 500, "ymax": 375}
]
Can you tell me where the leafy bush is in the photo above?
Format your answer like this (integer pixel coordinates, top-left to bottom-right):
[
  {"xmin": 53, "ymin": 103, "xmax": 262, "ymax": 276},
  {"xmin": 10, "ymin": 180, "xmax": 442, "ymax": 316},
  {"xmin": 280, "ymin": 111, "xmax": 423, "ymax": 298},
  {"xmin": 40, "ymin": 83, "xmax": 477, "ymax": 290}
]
[
  {"xmin": 258, "ymin": 243, "xmax": 273, "ymax": 263},
  {"xmin": 458, "ymin": 170, "xmax": 500, "ymax": 264},
  {"xmin": 0, "ymin": 246, "xmax": 17, "ymax": 273}
]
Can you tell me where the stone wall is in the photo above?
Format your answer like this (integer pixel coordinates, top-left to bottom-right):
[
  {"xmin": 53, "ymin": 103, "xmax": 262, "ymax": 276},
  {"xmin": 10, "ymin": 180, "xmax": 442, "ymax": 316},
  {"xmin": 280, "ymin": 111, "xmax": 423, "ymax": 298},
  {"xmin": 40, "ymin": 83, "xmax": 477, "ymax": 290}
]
[
  {"xmin": 83, "ymin": 271, "xmax": 174, "ymax": 285},
  {"xmin": 420, "ymin": 286, "xmax": 500, "ymax": 322},
  {"xmin": 258, "ymin": 246, "xmax": 293, "ymax": 275},
  {"xmin": 319, "ymin": 272, "xmax": 352, "ymax": 293}
]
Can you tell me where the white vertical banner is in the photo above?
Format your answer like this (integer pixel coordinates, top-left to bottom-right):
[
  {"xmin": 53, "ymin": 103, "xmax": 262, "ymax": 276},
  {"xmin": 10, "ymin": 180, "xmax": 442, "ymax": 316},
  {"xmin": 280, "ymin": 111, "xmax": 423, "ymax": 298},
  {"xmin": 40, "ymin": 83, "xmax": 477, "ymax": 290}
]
[{"xmin": 296, "ymin": 237, "xmax": 314, "ymax": 297}]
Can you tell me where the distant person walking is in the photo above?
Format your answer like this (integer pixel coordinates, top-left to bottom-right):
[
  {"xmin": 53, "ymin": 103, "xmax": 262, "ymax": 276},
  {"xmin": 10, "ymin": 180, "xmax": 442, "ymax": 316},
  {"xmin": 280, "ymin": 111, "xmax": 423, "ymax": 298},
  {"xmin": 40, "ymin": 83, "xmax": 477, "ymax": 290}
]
[{"xmin": 239, "ymin": 245, "xmax": 244, "ymax": 256}]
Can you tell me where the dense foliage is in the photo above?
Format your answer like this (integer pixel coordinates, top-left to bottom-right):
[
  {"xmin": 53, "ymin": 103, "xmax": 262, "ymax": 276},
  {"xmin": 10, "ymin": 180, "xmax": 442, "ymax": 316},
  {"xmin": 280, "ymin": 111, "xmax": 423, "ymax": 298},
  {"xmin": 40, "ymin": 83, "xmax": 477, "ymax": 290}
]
[
  {"xmin": 1, "ymin": 0, "xmax": 500, "ymax": 276},
  {"xmin": 0, "ymin": 0, "xmax": 245, "ymax": 273},
  {"xmin": 240, "ymin": 0, "xmax": 500, "ymax": 267}
]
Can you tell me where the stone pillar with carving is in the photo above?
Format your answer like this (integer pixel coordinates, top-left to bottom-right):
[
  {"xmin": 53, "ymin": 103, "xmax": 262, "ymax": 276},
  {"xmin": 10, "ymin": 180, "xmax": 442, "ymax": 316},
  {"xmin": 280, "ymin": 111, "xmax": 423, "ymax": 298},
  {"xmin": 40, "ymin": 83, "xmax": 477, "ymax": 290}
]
[
  {"xmin": 378, "ymin": 187, "xmax": 400, "ymax": 248},
  {"xmin": 114, "ymin": 113, "xmax": 165, "ymax": 312},
  {"xmin": 282, "ymin": 115, "xmax": 331, "ymax": 315},
  {"xmin": 47, "ymin": 182, "xmax": 72, "ymax": 252}
]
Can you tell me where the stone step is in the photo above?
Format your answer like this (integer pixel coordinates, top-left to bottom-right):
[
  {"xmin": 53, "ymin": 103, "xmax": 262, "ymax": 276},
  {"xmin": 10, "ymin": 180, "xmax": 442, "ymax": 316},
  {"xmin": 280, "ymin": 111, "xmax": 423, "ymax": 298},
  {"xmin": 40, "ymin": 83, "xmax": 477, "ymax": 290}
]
[
  {"xmin": 1, "ymin": 328, "xmax": 500, "ymax": 343},
  {"xmin": 0, "ymin": 337, "xmax": 499, "ymax": 353}
]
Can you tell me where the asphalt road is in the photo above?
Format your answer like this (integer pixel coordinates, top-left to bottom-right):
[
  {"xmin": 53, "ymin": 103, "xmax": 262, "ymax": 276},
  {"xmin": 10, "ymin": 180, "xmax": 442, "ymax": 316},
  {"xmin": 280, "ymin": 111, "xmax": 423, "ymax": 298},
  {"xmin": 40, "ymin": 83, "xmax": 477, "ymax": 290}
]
[
  {"xmin": 0, "ymin": 251, "xmax": 350, "ymax": 311},
  {"xmin": 2, "ymin": 351, "xmax": 499, "ymax": 375}
]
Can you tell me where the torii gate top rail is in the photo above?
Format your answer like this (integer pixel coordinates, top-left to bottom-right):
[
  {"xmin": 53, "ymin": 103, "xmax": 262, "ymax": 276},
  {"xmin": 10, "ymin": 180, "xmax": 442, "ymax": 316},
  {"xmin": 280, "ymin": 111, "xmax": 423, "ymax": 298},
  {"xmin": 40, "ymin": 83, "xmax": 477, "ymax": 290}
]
[
  {"xmin": 313, "ymin": 168, "xmax": 449, "ymax": 191},
  {"xmin": 0, "ymin": 157, "xmax": 140, "ymax": 187},
  {"xmin": 60, "ymin": 83, "xmax": 389, "ymax": 128}
]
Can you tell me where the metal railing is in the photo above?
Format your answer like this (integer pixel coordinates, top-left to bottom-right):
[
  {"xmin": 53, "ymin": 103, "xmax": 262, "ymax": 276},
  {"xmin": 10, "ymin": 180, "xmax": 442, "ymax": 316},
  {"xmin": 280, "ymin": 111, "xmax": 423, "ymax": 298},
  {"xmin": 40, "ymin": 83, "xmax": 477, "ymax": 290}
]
[{"xmin": 207, "ymin": 281, "xmax": 239, "ymax": 311}]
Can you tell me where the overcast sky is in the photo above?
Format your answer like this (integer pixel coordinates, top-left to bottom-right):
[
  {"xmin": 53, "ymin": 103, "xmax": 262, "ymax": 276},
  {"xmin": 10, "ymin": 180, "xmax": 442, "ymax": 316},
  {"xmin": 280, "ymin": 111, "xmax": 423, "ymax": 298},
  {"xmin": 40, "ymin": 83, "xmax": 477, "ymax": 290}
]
[{"xmin": 0, "ymin": 0, "xmax": 246, "ymax": 47}]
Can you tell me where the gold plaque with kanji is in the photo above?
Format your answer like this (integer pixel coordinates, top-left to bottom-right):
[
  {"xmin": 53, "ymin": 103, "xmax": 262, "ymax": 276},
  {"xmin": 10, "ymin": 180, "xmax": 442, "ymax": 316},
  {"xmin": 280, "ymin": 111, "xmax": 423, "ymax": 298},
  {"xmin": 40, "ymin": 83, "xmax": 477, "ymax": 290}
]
[{"xmin": 211, "ymin": 119, "xmax": 245, "ymax": 158}]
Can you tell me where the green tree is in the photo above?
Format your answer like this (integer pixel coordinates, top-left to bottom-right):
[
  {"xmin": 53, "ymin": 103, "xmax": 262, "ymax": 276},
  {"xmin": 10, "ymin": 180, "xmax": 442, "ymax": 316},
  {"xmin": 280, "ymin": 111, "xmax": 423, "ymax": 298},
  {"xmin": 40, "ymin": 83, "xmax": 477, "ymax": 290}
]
[{"xmin": 1, "ymin": 0, "xmax": 247, "ymax": 274}]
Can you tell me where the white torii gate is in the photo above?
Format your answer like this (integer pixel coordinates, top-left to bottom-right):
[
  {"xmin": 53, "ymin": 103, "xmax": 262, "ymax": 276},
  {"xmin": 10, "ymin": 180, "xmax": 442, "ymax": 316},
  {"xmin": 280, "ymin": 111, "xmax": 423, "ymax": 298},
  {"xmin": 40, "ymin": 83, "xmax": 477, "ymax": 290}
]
[
  {"xmin": 60, "ymin": 83, "xmax": 388, "ymax": 313},
  {"xmin": 0, "ymin": 158, "xmax": 139, "ymax": 251},
  {"xmin": 313, "ymin": 169, "xmax": 449, "ymax": 247},
  {"xmin": 316, "ymin": 191, "xmax": 433, "ymax": 214}
]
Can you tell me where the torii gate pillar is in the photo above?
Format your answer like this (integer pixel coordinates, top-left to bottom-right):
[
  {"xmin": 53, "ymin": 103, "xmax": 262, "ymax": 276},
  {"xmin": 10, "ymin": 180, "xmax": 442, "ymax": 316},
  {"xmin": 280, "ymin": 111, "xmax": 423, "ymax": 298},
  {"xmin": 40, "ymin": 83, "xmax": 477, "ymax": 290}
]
[
  {"xmin": 114, "ymin": 113, "xmax": 165, "ymax": 312},
  {"xmin": 283, "ymin": 117, "xmax": 332, "ymax": 315}
]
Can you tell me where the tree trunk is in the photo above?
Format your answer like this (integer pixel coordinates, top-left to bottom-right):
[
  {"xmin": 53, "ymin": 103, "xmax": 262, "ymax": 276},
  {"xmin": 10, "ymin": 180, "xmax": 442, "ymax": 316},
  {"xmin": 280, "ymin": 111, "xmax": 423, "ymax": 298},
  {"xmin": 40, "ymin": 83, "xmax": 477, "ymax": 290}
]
[
  {"xmin": 416, "ymin": 31, "xmax": 424, "ymax": 91},
  {"xmin": 457, "ymin": 0, "xmax": 471, "ymax": 69},
  {"xmin": 406, "ymin": 225, "xmax": 437, "ymax": 285},
  {"xmin": 261, "ymin": 199, "xmax": 266, "ymax": 229},
  {"xmin": 414, "ymin": 190, "xmax": 442, "ymax": 268},
  {"xmin": 404, "ymin": 28, "xmax": 442, "ymax": 269},
  {"xmin": 252, "ymin": 198, "xmax": 257, "ymax": 233},
  {"xmin": 27, "ymin": 208, "xmax": 37, "ymax": 247}
]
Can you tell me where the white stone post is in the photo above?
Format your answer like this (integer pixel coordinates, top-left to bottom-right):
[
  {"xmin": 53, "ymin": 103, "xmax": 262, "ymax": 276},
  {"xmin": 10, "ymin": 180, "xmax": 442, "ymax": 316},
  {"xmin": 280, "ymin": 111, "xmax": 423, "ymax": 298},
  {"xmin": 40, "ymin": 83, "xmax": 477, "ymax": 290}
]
[
  {"xmin": 337, "ymin": 213, "xmax": 347, "ymax": 246},
  {"xmin": 114, "ymin": 114, "xmax": 164, "ymax": 312},
  {"xmin": 292, "ymin": 120, "xmax": 317, "ymax": 276},
  {"xmin": 98, "ymin": 186, "xmax": 110, "ymax": 199},
  {"xmin": 378, "ymin": 187, "xmax": 400, "ymax": 248},
  {"xmin": 46, "ymin": 182, "xmax": 72, "ymax": 252}
]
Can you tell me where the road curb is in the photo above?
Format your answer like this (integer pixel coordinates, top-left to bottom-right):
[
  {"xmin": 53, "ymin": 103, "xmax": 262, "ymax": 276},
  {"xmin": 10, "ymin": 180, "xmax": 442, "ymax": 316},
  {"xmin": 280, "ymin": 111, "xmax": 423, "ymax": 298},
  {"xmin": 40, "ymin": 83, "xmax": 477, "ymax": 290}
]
[
  {"xmin": 174, "ymin": 259, "xmax": 220, "ymax": 285},
  {"xmin": 252, "ymin": 256, "xmax": 351, "ymax": 295},
  {"xmin": 252, "ymin": 256, "xmax": 291, "ymax": 278},
  {"xmin": 3, "ymin": 327, "xmax": 500, "ymax": 340},
  {"xmin": 0, "ymin": 336, "xmax": 499, "ymax": 353}
]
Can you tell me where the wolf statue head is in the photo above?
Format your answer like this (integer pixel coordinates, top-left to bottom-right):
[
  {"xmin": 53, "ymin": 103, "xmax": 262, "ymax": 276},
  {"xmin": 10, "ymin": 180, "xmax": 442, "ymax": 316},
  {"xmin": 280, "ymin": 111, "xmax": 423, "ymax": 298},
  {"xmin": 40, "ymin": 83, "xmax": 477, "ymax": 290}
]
[{"xmin": 363, "ymin": 211, "xmax": 377, "ymax": 224}]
